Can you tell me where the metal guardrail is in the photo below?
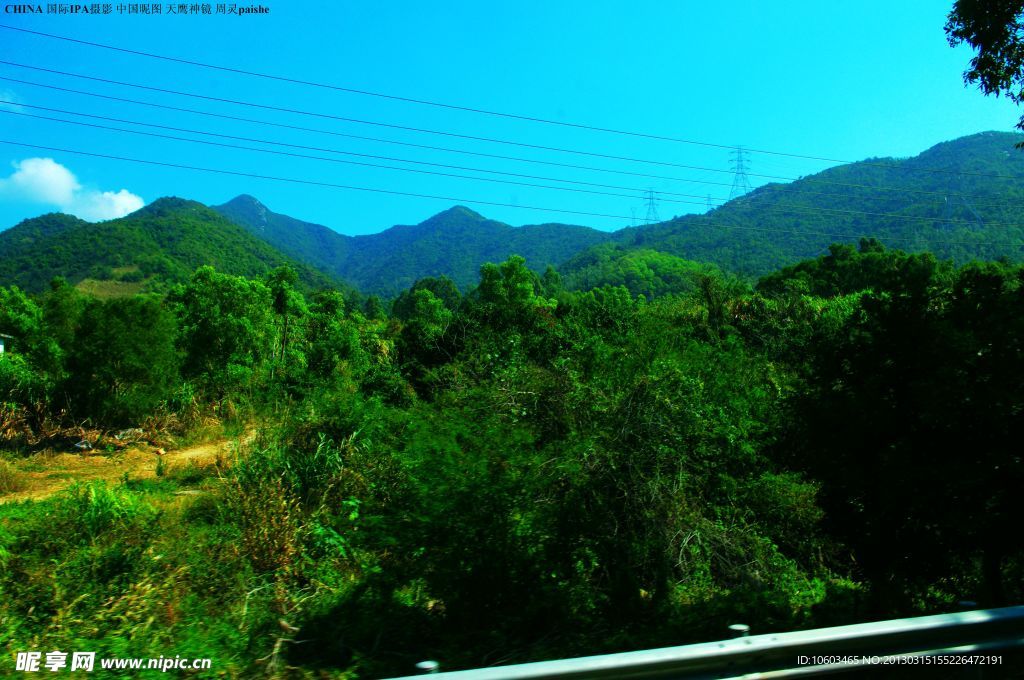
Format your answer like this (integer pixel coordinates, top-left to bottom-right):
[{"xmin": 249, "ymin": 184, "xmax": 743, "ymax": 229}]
[{"xmin": 388, "ymin": 605, "xmax": 1024, "ymax": 679}]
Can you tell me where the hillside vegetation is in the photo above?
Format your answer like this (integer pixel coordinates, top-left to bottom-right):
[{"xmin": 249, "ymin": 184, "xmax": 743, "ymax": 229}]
[
  {"xmin": 216, "ymin": 198, "xmax": 612, "ymax": 296},
  {"xmin": 0, "ymin": 242, "xmax": 1021, "ymax": 676},
  {"xmin": 610, "ymin": 131, "xmax": 1024, "ymax": 276},
  {"xmin": 0, "ymin": 198, "xmax": 335, "ymax": 293}
]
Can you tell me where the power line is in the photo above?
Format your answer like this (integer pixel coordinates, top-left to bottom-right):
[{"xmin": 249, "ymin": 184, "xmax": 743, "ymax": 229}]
[
  {"xmin": 0, "ymin": 75, "xmax": 741, "ymax": 190},
  {"xmin": 1, "ymin": 60, "xmax": 761, "ymax": 174},
  {"xmin": 0, "ymin": 138, "xmax": 1020, "ymax": 248},
  {"xmin": 0, "ymin": 138, "xmax": 646, "ymax": 223},
  {"xmin": 18, "ymin": 110, "xmax": 1024, "ymax": 229},
  {"xmin": 4, "ymin": 74, "xmax": 1020, "ymax": 209},
  {"xmin": 2, "ymin": 23, "xmax": 1020, "ymax": 180},
  {"xmin": 3, "ymin": 59, "xmax": 1024, "ymax": 187},
  {"xmin": 0, "ymin": 24, "xmax": 884, "ymax": 162},
  {"xmin": 0, "ymin": 105, "xmax": 736, "ymax": 203},
  {"xmin": 0, "ymin": 109, "xmax": 725, "ymax": 207}
]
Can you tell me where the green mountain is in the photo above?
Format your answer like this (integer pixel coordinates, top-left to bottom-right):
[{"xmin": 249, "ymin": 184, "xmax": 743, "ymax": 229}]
[
  {"xmin": 0, "ymin": 197, "xmax": 334, "ymax": 294},
  {"xmin": 219, "ymin": 131, "xmax": 1024, "ymax": 296},
  {"xmin": 215, "ymin": 196, "xmax": 613, "ymax": 295},
  {"xmin": 610, "ymin": 131, "xmax": 1024, "ymax": 277},
  {"xmin": 213, "ymin": 194, "xmax": 355, "ymax": 279},
  {"xmin": 3, "ymin": 132, "xmax": 1022, "ymax": 299}
]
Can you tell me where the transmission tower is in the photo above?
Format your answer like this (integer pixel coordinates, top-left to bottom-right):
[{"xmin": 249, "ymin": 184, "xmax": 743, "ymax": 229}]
[
  {"xmin": 706, "ymin": 193, "xmax": 715, "ymax": 213},
  {"xmin": 729, "ymin": 147, "xmax": 753, "ymax": 200},
  {"xmin": 643, "ymin": 188, "xmax": 660, "ymax": 224}
]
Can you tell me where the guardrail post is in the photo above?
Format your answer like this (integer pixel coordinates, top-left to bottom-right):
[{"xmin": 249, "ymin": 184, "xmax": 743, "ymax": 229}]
[{"xmin": 728, "ymin": 623, "xmax": 750, "ymax": 638}]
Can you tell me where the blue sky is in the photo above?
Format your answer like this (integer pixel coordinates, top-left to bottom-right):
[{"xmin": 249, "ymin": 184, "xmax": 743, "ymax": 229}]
[{"xmin": 0, "ymin": 0, "xmax": 1020, "ymax": 234}]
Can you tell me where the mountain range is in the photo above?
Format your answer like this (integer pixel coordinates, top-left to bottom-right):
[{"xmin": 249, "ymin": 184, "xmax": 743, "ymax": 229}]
[
  {"xmin": 1, "ymin": 131, "xmax": 1022, "ymax": 298},
  {"xmin": 213, "ymin": 197, "xmax": 612, "ymax": 295}
]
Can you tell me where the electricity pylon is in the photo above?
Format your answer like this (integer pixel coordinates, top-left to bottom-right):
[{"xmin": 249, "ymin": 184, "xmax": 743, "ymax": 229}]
[
  {"xmin": 729, "ymin": 147, "xmax": 753, "ymax": 200},
  {"xmin": 643, "ymin": 188, "xmax": 660, "ymax": 224}
]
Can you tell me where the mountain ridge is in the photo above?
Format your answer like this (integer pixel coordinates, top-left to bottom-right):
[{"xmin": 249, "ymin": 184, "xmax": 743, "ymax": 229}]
[
  {"xmin": 598, "ymin": 130, "xmax": 1024, "ymax": 277},
  {"xmin": 213, "ymin": 197, "xmax": 614, "ymax": 295},
  {"xmin": 3, "ymin": 131, "xmax": 1023, "ymax": 298}
]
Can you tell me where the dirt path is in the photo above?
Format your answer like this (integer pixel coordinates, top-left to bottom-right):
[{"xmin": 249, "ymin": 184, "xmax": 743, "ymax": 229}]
[{"xmin": 1, "ymin": 437, "xmax": 245, "ymax": 504}]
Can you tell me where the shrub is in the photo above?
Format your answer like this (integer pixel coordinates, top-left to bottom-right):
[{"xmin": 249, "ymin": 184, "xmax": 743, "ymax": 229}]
[
  {"xmin": 46, "ymin": 482, "xmax": 157, "ymax": 544},
  {"xmin": 0, "ymin": 354, "xmax": 50, "ymax": 411}
]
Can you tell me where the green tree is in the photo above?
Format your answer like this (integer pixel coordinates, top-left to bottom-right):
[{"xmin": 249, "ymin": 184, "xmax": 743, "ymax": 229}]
[
  {"xmin": 758, "ymin": 240, "xmax": 953, "ymax": 298},
  {"xmin": 65, "ymin": 296, "xmax": 180, "ymax": 424},
  {"xmin": 266, "ymin": 265, "xmax": 308, "ymax": 382},
  {"xmin": 305, "ymin": 290, "xmax": 369, "ymax": 383},
  {"xmin": 946, "ymin": 1, "xmax": 1024, "ymax": 134},
  {"xmin": 397, "ymin": 289, "xmax": 457, "ymax": 391},
  {"xmin": 791, "ymin": 259, "xmax": 1024, "ymax": 611},
  {"xmin": 0, "ymin": 286, "xmax": 62, "ymax": 408},
  {"xmin": 472, "ymin": 256, "xmax": 556, "ymax": 331},
  {"xmin": 362, "ymin": 295, "xmax": 386, "ymax": 320},
  {"xmin": 41, "ymin": 278, "xmax": 85, "ymax": 355},
  {"xmin": 171, "ymin": 266, "xmax": 274, "ymax": 395},
  {"xmin": 392, "ymin": 275, "xmax": 461, "ymax": 321},
  {"xmin": 541, "ymin": 264, "xmax": 564, "ymax": 298}
]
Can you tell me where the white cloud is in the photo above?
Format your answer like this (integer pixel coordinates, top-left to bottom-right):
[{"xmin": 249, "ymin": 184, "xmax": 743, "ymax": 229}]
[
  {"xmin": 0, "ymin": 157, "xmax": 143, "ymax": 221},
  {"xmin": 0, "ymin": 157, "xmax": 80, "ymax": 205},
  {"xmin": 69, "ymin": 189, "xmax": 145, "ymax": 221}
]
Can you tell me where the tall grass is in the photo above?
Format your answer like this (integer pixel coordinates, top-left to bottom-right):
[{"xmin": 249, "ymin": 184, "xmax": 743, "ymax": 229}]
[{"xmin": 47, "ymin": 482, "xmax": 156, "ymax": 541}]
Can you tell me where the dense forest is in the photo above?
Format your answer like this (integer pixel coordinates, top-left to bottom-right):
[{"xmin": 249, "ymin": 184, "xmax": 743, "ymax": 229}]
[{"xmin": 0, "ymin": 240, "xmax": 1021, "ymax": 677}]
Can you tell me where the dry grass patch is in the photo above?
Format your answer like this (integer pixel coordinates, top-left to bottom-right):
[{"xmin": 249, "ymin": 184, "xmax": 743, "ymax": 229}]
[
  {"xmin": 74, "ymin": 278, "xmax": 148, "ymax": 299},
  {"xmin": 0, "ymin": 458, "xmax": 25, "ymax": 495}
]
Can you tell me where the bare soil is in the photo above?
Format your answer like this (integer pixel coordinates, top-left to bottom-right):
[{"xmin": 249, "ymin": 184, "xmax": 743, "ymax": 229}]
[{"xmin": 0, "ymin": 437, "xmax": 243, "ymax": 504}]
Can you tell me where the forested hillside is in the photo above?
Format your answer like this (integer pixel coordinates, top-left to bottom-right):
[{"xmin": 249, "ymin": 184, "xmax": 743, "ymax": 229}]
[
  {"xmin": 213, "ymin": 194, "xmax": 357, "ymax": 281},
  {"xmin": 0, "ymin": 197, "xmax": 335, "ymax": 293},
  {"xmin": 558, "ymin": 244, "xmax": 731, "ymax": 298},
  {"xmin": 217, "ymin": 132, "xmax": 1024, "ymax": 293},
  {"xmin": 216, "ymin": 196, "xmax": 613, "ymax": 295},
  {"xmin": 611, "ymin": 131, "xmax": 1024, "ymax": 276}
]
